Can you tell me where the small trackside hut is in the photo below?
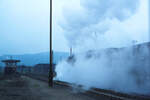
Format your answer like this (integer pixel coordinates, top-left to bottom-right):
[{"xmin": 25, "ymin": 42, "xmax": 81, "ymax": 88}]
[{"xmin": 1, "ymin": 58, "xmax": 20, "ymax": 75}]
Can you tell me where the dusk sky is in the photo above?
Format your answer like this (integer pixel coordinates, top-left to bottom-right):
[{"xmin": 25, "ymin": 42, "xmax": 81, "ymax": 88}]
[{"xmin": 0, "ymin": 0, "xmax": 149, "ymax": 55}]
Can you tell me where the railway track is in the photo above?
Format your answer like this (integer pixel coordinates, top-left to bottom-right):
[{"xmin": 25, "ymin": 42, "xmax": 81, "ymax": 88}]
[{"xmin": 24, "ymin": 74, "xmax": 150, "ymax": 100}]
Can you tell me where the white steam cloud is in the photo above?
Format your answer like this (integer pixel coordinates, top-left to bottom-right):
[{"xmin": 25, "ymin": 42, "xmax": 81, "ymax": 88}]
[
  {"xmin": 57, "ymin": 0, "xmax": 148, "ymax": 49},
  {"xmin": 56, "ymin": 45, "xmax": 150, "ymax": 94},
  {"xmin": 55, "ymin": 0, "xmax": 149, "ymax": 95}
]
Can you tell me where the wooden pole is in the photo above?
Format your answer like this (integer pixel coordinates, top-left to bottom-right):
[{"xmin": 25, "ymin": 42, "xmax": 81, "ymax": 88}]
[{"xmin": 49, "ymin": 0, "xmax": 53, "ymax": 87}]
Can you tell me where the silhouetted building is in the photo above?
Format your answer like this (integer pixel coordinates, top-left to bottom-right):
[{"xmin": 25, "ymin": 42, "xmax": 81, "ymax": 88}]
[
  {"xmin": 17, "ymin": 65, "xmax": 33, "ymax": 74},
  {"xmin": 33, "ymin": 63, "xmax": 56, "ymax": 76},
  {"xmin": 1, "ymin": 59, "xmax": 20, "ymax": 75}
]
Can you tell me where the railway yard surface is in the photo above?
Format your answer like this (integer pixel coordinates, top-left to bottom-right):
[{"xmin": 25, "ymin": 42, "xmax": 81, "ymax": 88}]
[
  {"xmin": 0, "ymin": 75, "xmax": 150, "ymax": 100},
  {"xmin": 0, "ymin": 75, "xmax": 108, "ymax": 100}
]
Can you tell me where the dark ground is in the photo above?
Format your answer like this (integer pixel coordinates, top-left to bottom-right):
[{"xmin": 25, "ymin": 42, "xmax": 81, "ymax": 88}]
[{"xmin": 0, "ymin": 75, "xmax": 107, "ymax": 100}]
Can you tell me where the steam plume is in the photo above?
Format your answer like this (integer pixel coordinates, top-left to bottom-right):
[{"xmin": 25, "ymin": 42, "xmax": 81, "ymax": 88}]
[{"xmin": 55, "ymin": 0, "xmax": 149, "ymax": 95}]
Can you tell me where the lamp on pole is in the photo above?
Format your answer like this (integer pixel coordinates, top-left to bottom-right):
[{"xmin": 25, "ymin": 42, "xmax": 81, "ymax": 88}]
[{"xmin": 49, "ymin": 0, "xmax": 53, "ymax": 87}]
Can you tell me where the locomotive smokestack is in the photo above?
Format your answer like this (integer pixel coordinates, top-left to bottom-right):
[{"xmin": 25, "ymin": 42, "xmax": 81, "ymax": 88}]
[{"xmin": 70, "ymin": 47, "xmax": 73, "ymax": 56}]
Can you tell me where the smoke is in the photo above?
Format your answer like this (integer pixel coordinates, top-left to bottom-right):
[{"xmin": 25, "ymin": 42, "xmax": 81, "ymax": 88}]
[
  {"xmin": 58, "ymin": 0, "xmax": 143, "ymax": 49},
  {"xmin": 80, "ymin": 0, "xmax": 138, "ymax": 21},
  {"xmin": 56, "ymin": 45, "xmax": 150, "ymax": 94},
  {"xmin": 55, "ymin": 0, "xmax": 149, "ymax": 95}
]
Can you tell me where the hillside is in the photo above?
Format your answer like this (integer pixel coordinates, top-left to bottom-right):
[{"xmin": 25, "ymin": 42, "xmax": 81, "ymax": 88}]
[{"xmin": 0, "ymin": 52, "xmax": 69, "ymax": 66}]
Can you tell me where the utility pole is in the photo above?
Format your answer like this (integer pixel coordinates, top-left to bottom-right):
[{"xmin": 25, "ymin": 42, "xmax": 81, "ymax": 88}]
[
  {"xmin": 49, "ymin": 0, "xmax": 53, "ymax": 87},
  {"xmin": 149, "ymin": 0, "xmax": 150, "ymax": 41}
]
